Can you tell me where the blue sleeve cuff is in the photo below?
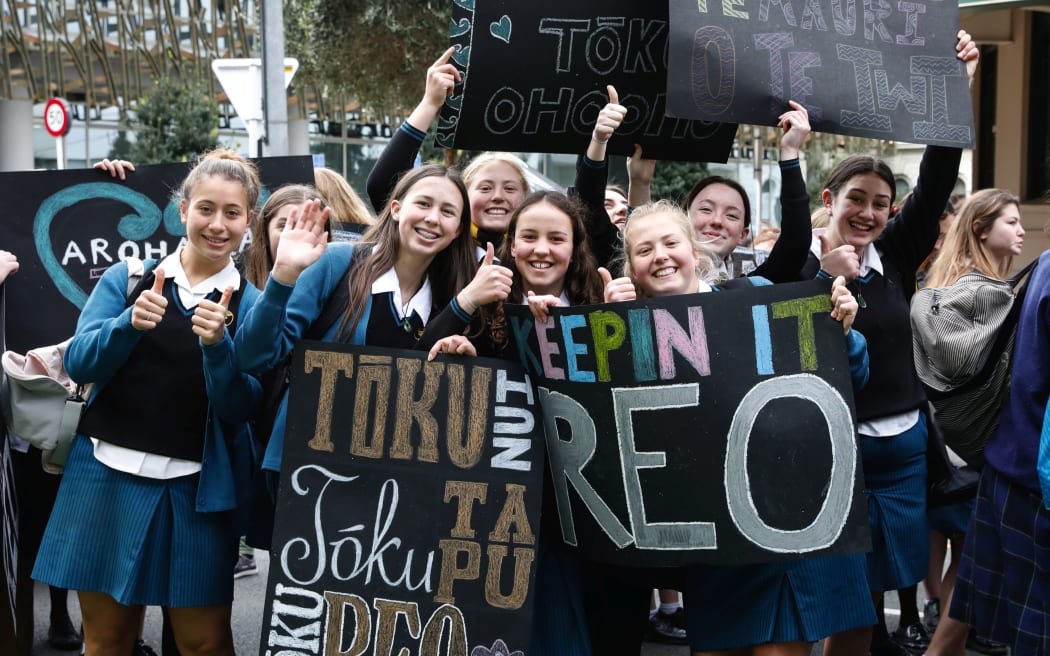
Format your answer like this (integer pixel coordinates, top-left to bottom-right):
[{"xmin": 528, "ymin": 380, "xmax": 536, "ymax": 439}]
[
  {"xmin": 581, "ymin": 155, "xmax": 606, "ymax": 169},
  {"xmin": 846, "ymin": 329, "xmax": 870, "ymax": 391},
  {"xmin": 448, "ymin": 296, "xmax": 475, "ymax": 323},
  {"xmin": 400, "ymin": 122, "xmax": 427, "ymax": 142},
  {"xmin": 779, "ymin": 158, "xmax": 801, "ymax": 170},
  {"xmin": 816, "ymin": 269, "xmax": 833, "ymax": 280}
]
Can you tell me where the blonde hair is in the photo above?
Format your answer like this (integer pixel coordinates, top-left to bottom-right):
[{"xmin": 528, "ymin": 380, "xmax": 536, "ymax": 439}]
[
  {"xmin": 619, "ymin": 200, "xmax": 718, "ymax": 295},
  {"xmin": 926, "ymin": 188, "xmax": 1021, "ymax": 287},
  {"xmin": 810, "ymin": 206, "xmax": 829, "ymax": 229},
  {"xmin": 313, "ymin": 167, "xmax": 374, "ymax": 227},
  {"xmin": 461, "ymin": 152, "xmax": 531, "ymax": 196}
]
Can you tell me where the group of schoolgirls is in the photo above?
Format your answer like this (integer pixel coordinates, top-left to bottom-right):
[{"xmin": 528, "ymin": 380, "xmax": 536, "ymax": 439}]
[{"xmin": 27, "ymin": 29, "xmax": 992, "ymax": 656}]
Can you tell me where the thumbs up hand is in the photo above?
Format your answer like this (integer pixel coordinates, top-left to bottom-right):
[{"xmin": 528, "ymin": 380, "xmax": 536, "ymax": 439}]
[
  {"xmin": 132, "ymin": 268, "xmax": 168, "ymax": 331},
  {"xmin": 818, "ymin": 233, "xmax": 860, "ymax": 282},
  {"xmin": 457, "ymin": 243, "xmax": 513, "ymax": 312},
  {"xmin": 600, "ymin": 266, "xmax": 636, "ymax": 302},
  {"xmin": 592, "ymin": 85, "xmax": 627, "ymax": 145},
  {"xmin": 193, "ymin": 286, "xmax": 234, "ymax": 346}
]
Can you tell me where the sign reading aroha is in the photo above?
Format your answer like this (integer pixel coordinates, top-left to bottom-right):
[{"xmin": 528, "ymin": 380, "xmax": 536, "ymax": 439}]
[{"xmin": 0, "ymin": 157, "xmax": 315, "ymax": 354}]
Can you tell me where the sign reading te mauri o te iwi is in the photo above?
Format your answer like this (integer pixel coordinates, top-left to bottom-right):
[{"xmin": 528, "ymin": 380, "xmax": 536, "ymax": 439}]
[
  {"xmin": 664, "ymin": 0, "xmax": 974, "ymax": 147},
  {"xmin": 437, "ymin": 0, "xmax": 738, "ymax": 162},
  {"xmin": 263, "ymin": 344, "xmax": 544, "ymax": 656},
  {"xmin": 504, "ymin": 279, "xmax": 871, "ymax": 567}
]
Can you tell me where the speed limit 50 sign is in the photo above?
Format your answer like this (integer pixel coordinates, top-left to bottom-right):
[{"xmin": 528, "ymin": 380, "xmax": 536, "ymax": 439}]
[{"xmin": 44, "ymin": 98, "xmax": 71, "ymax": 138}]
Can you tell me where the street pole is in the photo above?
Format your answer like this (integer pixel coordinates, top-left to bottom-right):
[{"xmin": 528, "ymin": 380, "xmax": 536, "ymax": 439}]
[{"xmin": 262, "ymin": 1, "xmax": 289, "ymax": 157}]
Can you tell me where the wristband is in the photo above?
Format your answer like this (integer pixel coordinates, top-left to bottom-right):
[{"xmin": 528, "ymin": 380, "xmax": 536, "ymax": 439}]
[
  {"xmin": 591, "ymin": 133, "xmax": 610, "ymax": 145},
  {"xmin": 459, "ymin": 293, "xmax": 477, "ymax": 313}
]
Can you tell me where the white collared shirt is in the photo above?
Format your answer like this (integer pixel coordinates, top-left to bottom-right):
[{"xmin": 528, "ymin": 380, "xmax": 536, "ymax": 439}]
[
  {"xmin": 372, "ymin": 266, "xmax": 433, "ymax": 325},
  {"xmin": 807, "ymin": 229, "xmax": 917, "ymax": 436},
  {"xmin": 808, "ymin": 228, "xmax": 885, "ymax": 278},
  {"xmin": 91, "ymin": 250, "xmax": 242, "ymax": 478}
]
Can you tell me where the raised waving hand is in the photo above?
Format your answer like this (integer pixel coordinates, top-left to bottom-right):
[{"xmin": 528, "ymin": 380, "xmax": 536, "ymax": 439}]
[{"xmin": 271, "ymin": 199, "xmax": 330, "ymax": 285}]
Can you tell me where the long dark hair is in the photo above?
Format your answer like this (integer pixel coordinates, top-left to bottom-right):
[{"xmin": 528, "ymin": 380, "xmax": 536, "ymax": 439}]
[
  {"xmin": 487, "ymin": 191, "xmax": 603, "ymax": 347},
  {"xmin": 336, "ymin": 164, "xmax": 477, "ymax": 339}
]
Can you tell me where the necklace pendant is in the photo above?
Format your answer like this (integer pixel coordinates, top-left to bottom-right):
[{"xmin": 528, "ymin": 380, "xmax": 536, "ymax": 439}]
[
  {"xmin": 856, "ymin": 291, "xmax": 867, "ymax": 309},
  {"xmin": 402, "ymin": 317, "xmax": 413, "ymax": 333}
]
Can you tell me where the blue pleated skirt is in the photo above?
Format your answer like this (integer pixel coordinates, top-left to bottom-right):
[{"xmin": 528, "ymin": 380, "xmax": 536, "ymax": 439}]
[
  {"xmin": 684, "ymin": 553, "xmax": 875, "ymax": 650},
  {"xmin": 858, "ymin": 415, "xmax": 929, "ymax": 592},
  {"xmin": 32, "ymin": 435, "xmax": 236, "ymax": 607}
]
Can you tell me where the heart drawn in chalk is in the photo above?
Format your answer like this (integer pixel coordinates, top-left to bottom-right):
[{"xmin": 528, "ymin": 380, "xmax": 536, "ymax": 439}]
[
  {"xmin": 451, "ymin": 44, "xmax": 471, "ymax": 67},
  {"xmin": 489, "ymin": 16, "xmax": 512, "ymax": 44},
  {"xmin": 449, "ymin": 17, "xmax": 471, "ymax": 38},
  {"xmin": 444, "ymin": 94, "xmax": 463, "ymax": 111}
]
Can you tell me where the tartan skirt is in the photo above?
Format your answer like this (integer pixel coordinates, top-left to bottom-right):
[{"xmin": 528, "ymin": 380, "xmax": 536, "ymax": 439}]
[
  {"xmin": 32, "ymin": 435, "xmax": 237, "ymax": 607},
  {"xmin": 950, "ymin": 466, "xmax": 1050, "ymax": 655}
]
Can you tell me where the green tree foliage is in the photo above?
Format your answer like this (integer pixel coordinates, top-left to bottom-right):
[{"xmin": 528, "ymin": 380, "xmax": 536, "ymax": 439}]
[
  {"xmin": 285, "ymin": 0, "xmax": 450, "ymax": 120},
  {"xmin": 650, "ymin": 160, "xmax": 710, "ymax": 206},
  {"xmin": 122, "ymin": 76, "xmax": 220, "ymax": 164}
]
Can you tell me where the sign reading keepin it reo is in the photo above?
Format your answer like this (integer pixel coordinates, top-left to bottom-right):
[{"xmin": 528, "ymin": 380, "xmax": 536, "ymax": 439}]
[
  {"xmin": 504, "ymin": 279, "xmax": 871, "ymax": 566},
  {"xmin": 437, "ymin": 0, "xmax": 738, "ymax": 162},
  {"xmin": 664, "ymin": 0, "xmax": 974, "ymax": 147},
  {"xmin": 263, "ymin": 343, "xmax": 544, "ymax": 656},
  {"xmin": 0, "ymin": 157, "xmax": 315, "ymax": 354}
]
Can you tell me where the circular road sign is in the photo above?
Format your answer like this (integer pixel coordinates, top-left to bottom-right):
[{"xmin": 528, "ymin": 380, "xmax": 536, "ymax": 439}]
[{"xmin": 44, "ymin": 98, "xmax": 72, "ymax": 138}]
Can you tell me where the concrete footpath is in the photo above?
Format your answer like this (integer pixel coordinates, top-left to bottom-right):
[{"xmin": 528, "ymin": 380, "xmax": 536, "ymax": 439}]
[{"xmin": 29, "ymin": 549, "xmax": 987, "ymax": 656}]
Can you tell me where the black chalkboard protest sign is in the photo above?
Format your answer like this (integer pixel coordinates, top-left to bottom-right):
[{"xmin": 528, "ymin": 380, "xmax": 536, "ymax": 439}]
[
  {"xmin": 504, "ymin": 279, "xmax": 870, "ymax": 566},
  {"xmin": 437, "ymin": 0, "xmax": 739, "ymax": 162},
  {"xmin": 262, "ymin": 343, "xmax": 544, "ymax": 656},
  {"xmin": 664, "ymin": 0, "xmax": 974, "ymax": 147},
  {"xmin": 0, "ymin": 156, "xmax": 315, "ymax": 354}
]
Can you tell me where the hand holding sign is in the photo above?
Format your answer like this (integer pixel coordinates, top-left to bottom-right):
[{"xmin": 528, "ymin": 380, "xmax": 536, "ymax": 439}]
[
  {"xmin": 92, "ymin": 158, "xmax": 136, "ymax": 181},
  {"xmin": 525, "ymin": 290, "xmax": 562, "ymax": 324},
  {"xmin": 426, "ymin": 334, "xmax": 478, "ymax": 361},
  {"xmin": 0, "ymin": 250, "xmax": 19, "ymax": 283},
  {"xmin": 818, "ymin": 233, "xmax": 860, "ymax": 282},
  {"xmin": 459, "ymin": 243, "xmax": 513, "ymax": 310},
  {"xmin": 830, "ymin": 276, "xmax": 858, "ymax": 334},
  {"xmin": 599, "ymin": 266, "xmax": 636, "ymax": 303},
  {"xmin": 424, "ymin": 47, "xmax": 462, "ymax": 112},
  {"xmin": 193, "ymin": 286, "xmax": 234, "ymax": 346},
  {"xmin": 777, "ymin": 101, "xmax": 811, "ymax": 161},
  {"xmin": 627, "ymin": 144, "xmax": 656, "ymax": 206},
  {"xmin": 132, "ymin": 267, "xmax": 168, "ymax": 331},
  {"xmin": 272, "ymin": 199, "xmax": 329, "ymax": 285},
  {"xmin": 956, "ymin": 30, "xmax": 980, "ymax": 87}
]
